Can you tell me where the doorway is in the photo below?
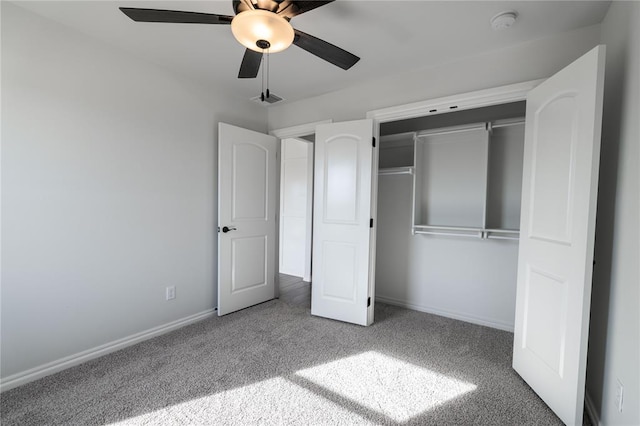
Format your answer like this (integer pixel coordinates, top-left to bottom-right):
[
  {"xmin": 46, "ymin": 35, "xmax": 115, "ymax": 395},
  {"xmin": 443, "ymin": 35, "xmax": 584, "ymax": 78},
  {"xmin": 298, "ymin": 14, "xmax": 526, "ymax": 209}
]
[
  {"xmin": 278, "ymin": 135, "xmax": 314, "ymax": 307},
  {"xmin": 270, "ymin": 120, "xmax": 330, "ymax": 307},
  {"xmin": 373, "ymin": 101, "xmax": 527, "ymax": 331}
]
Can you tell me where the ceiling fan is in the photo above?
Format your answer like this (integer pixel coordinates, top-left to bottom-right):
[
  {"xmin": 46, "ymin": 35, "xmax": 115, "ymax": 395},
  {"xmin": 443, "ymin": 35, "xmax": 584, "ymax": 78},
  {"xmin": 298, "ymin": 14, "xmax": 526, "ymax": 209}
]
[{"xmin": 120, "ymin": 0, "xmax": 360, "ymax": 79}]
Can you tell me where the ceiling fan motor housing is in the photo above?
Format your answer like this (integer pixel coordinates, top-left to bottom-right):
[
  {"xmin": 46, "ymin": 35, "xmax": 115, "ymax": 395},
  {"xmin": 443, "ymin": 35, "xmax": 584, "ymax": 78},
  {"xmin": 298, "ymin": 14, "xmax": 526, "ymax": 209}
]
[{"xmin": 234, "ymin": 0, "xmax": 293, "ymax": 16}]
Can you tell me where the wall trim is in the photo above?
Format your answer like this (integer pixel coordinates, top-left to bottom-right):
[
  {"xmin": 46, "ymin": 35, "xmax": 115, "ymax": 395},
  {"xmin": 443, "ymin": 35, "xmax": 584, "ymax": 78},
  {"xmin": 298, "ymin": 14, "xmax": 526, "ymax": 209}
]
[
  {"xmin": 366, "ymin": 79, "xmax": 544, "ymax": 123},
  {"xmin": 376, "ymin": 295, "xmax": 514, "ymax": 332},
  {"xmin": 0, "ymin": 309, "xmax": 216, "ymax": 393},
  {"xmin": 269, "ymin": 119, "xmax": 332, "ymax": 139},
  {"xmin": 584, "ymin": 391, "xmax": 602, "ymax": 426}
]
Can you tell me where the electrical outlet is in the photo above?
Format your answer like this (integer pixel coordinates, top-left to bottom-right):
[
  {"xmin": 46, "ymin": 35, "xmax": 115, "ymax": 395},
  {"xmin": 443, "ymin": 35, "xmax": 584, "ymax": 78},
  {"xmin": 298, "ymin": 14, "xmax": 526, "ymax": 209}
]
[
  {"xmin": 616, "ymin": 379, "xmax": 624, "ymax": 413},
  {"xmin": 166, "ymin": 286, "xmax": 176, "ymax": 301}
]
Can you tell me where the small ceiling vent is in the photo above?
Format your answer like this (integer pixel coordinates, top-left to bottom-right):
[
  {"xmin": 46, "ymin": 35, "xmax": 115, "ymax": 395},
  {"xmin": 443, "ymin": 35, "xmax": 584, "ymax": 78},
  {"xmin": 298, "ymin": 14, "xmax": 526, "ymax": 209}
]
[{"xmin": 251, "ymin": 93, "xmax": 284, "ymax": 105}]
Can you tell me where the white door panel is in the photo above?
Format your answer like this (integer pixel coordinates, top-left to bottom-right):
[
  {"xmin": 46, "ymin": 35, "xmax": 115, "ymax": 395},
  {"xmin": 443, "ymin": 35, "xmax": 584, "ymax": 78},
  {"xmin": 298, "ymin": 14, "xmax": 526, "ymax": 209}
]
[
  {"xmin": 529, "ymin": 94, "xmax": 578, "ymax": 243},
  {"xmin": 231, "ymin": 236, "xmax": 267, "ymax": 291},
  {"xmin": 323, "ymin": 137, "xmax": 360, "ymax": 222},
  {"xmin": 513, "ymin": 45, "xmax": 605, "ymax": 425},
  {"xmin": 232, "ymin": 143, "xmax": 269, "ymax": 219},
  {"xmin": 312, "ymin": 119, "xmax": 375, "ymax": 326},
  {"xmin": 218, "ymin": 123, "xmax": 277, "ymax": 316}
]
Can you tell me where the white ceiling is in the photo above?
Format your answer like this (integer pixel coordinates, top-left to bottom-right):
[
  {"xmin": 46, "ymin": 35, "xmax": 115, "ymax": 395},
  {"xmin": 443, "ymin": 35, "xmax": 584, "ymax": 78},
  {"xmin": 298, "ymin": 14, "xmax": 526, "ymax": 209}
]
[{"xmin": 14, "ymin": 1, "xmax": 611, "ymax": 105}]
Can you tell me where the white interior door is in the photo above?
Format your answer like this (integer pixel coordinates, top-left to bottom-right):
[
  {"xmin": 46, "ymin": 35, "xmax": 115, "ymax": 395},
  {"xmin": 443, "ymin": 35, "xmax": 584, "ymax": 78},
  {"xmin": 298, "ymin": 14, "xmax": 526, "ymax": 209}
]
[
  {"xmin": 218, "ymin": 123, "xmax": 277, "ymax": 316},
  {"xmin": 513, "ymin": 45, "xmax": 606, "ymax": 425},
  {"xmin": 311, "ymin": 119, "xmax": 376, "ymax": 326},
  {"xmin": 279, "ymin": 138, "xmax": 312, "ymax": 278}
]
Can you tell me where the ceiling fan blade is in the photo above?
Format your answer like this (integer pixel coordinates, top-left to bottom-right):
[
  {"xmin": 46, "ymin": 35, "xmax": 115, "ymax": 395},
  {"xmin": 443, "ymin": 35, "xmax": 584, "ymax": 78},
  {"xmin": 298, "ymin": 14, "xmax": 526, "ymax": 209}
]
[
  {"xmin": 119, "ymin": 8, "xmax": 233, "ymax": 24},
  {"xmin": 293, "ymin": 29, "xmax": 359, "ymax": 70},
  {"xmin": 238, "ymin": 49, "xmax": 263, "ymax": 78},
  {"xmin": 279, "ymin": 1, "xmax": 335, "ymax": 18}
]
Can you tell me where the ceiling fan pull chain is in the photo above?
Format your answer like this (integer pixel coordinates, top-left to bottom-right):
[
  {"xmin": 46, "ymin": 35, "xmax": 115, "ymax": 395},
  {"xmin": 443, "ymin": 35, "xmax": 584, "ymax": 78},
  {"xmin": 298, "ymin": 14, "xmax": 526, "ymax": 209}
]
[
  {"xmin": 266, "ymin": 49, "xmax": 270, "ymax": 99},
  {"xmin": 260, "ymin": 48, "xmax": 265, "ymax": 102}
]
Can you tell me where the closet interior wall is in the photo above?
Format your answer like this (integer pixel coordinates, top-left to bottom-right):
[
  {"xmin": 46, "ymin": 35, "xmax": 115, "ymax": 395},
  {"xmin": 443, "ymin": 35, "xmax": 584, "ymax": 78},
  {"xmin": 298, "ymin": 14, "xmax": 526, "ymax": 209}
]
[{"xmin": 375, "ymin": 102, "xmax": 526, "ymax": 331}]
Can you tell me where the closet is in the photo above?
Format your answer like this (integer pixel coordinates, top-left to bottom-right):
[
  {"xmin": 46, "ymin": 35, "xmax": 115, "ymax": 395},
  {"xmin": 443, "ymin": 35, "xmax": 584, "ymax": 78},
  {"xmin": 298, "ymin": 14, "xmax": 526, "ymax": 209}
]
[{"xmin": 375, "ymin": 102, "xmax": 526, "ymax": 331}]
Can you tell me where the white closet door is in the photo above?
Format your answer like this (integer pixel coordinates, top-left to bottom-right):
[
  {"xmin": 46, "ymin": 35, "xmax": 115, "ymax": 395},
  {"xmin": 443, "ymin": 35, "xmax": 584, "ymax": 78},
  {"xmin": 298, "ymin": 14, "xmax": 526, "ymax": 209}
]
[
  {"xmin": 311, "ymin": 119, "xmax": 375, "ymax": 326},
  {"xmin": 513, "ymin": 45, "xmax": 605, "ymax": 425},
  {"xmin": 218, "ymin": 123, "xmax": 277, "ymax": 316}
]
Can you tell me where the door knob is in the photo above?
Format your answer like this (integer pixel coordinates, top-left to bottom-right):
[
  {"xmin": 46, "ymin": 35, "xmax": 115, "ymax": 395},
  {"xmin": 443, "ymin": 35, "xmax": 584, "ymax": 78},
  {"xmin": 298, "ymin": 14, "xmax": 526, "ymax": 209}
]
[{"xmin": 222, "ymin": 226, "xmax": 237, "ymax": 233}]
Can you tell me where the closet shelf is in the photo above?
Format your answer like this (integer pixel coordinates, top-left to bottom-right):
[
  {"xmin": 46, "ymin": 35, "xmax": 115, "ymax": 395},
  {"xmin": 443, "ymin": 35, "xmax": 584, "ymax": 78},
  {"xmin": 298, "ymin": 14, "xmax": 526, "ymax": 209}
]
[
  {"xmin": 413, "ymin": 224, "xmax": 482, "ymax": 232},
  {"xmin": 378, "ymin": 166, "xmax": 414, "ymax": 176},
  {"xmin": 412, "ymin": 225, "xmax": 519, "ymax": 240},
  {"xmin": 410, "ymin": 117, "xmax": 525, "ymax": 242}
]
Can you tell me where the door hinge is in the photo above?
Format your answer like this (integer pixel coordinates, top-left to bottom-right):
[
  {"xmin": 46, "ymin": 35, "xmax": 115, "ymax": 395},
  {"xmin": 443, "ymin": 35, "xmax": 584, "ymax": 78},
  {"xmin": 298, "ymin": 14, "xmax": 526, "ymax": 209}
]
[
  {"xmin": 367, "ymin": 297, "xmax": 371, "ymax": 307},
  {"xmin": 372, "ymin": 137, "xmax": 376, "ymax": 148},
  {"xmin": 370, "ymin": 218, "xmax": 374, "ymax": 228}
]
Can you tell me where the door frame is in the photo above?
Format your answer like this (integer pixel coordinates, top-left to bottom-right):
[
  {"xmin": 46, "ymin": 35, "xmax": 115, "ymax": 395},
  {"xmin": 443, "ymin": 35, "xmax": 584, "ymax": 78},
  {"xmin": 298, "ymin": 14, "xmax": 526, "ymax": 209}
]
[
  {"xmin": 366, "ymin": 79, "xmax": 544, "ymax": 312},
  {"xmin": 365, "ymin": 80, "xmax": 544, "ymax": 125},
  {"xmin": 270, "ymin": 120, "xmax": 332, "ymax": 294},
  {"xmin": 270, "ymin": 120, "xmax": 332, "ymax": 139}
]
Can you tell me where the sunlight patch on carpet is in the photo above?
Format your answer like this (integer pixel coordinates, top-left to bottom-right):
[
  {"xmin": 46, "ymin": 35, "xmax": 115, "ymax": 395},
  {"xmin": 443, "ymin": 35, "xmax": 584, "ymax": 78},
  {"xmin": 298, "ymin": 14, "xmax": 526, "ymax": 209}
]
[
  {"xmin": 109, "ymin": 377, "xmax": 370, "ymax": 425},
  {"xmin": 295, "ymin": 351, "xmax": 477, "ymax": 422}
]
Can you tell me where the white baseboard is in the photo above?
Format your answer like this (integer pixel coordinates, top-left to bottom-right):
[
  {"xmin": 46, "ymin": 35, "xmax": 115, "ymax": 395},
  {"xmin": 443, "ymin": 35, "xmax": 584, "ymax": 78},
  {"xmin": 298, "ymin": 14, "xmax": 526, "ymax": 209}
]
[
  {"xmin": 375, "ymin": 295, "xmax": 514, "ymax": 332},
  {"xmin": 0, "ymin": 309, "xmax": 216, "ymax": 393},
  {"xmin": 585, "ymin": 391, "xmax": 601, "ymax": 426}
]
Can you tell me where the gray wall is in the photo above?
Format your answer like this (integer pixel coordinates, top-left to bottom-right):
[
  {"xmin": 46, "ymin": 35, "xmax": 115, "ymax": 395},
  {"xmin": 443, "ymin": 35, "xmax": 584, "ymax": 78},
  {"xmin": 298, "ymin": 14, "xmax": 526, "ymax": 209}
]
[
  {"xmin": 587, "ymin": 1, "xmax": 640, "ymax": 424},
  {"xmin": 1, "ymin": 3, "xmax": 266, "ymax": 380}
]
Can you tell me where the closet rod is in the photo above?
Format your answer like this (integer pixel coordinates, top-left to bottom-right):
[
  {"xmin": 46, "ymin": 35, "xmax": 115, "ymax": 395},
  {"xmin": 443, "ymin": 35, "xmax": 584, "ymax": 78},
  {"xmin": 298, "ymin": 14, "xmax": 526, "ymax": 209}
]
[
  {"xmin": 486, "ymin": 234, "xmax": 520, "ymax": 241},
  {"xmin": 413, "ymin": 224, "xmax": 483, "ymax": 232},
  {"xmin": 379, "ymin": 131, "xmax": 417, "ymax": 143},
  {"xmin": 492, "ymin": 119, "xmax": 525, "ymax": 129},
  {"xmin": 415, "ymin": 118, "xmax": 525, "ymax": 139},
  {"xmin": 484, "ymin": 228, "xmax": 520, "ymax": 234},
  {"xmin": 414, "ymin": 230, "xmax": 483, "ymax": 239},
  {"xmin": 378, "ymin": 166, "xmax": 414, "ymax": 176}
]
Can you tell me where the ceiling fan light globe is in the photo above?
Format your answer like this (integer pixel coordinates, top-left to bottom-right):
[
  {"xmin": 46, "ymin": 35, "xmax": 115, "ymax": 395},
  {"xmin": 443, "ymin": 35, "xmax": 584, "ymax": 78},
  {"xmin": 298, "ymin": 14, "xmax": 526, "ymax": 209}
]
[{"xmin": 231, "ymin": 9, "xmax": 294, "ymax": 53}]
